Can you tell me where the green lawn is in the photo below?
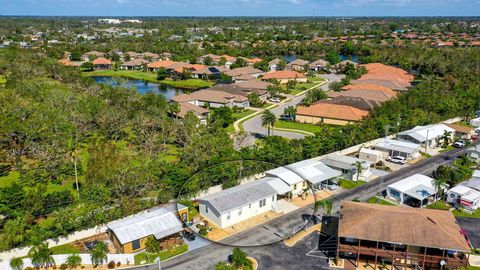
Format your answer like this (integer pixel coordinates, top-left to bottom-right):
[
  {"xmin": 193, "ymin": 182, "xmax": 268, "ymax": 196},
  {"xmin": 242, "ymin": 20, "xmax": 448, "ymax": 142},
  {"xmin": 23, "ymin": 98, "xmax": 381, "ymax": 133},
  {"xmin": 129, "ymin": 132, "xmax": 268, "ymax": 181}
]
[
  {"xmin": 439, "ymin": 145, "xmax": 455, "ymax": 152},
  {"xmin": 274, "ymin": 120, "xmax": 322, "ymax": 134},
  {"xmin": 50, "ymin": 243, "xmax": 81, "ymax": 255},
  {"xmin": 282, "ymin": 78, "xmax": 326, "ymax": 95},
  {"xmin": 462, "ymin": 267, "xmax": 480, "ymax": 270},
  {"xmin": 367, "ymin": 196, "xmax": 396, "ymax": 206},
  {"xmin": 338, "ymin": 179, "xmax": 367, "ymax": 190},
  {"xmin": 453, "ymin": 208, "xmax": 480, "ymax": 218},
  {"xmin": 426, "ymin": 201, "xmax": 452, "ymax": 210},
  {"xmin": 0, "ymin": 171, "xmax": 20, "ymax": 188},
  {"xmin": 84, "ymin": 70, "xmax": 213, "ymax": 90},
  {"xmin": 225, "ymin": 109, "xmax": 257, "ymax": 133},
  {"xmin": 134, "ymin": 244, "xmax": 188, "ymax": 265}
]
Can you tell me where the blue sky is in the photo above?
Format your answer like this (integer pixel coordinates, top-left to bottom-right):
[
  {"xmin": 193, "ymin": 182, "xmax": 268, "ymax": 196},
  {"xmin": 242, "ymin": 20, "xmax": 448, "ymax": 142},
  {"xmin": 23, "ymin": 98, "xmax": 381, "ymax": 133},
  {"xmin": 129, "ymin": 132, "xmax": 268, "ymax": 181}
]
[{"xmin": 2, "ymin": 0, "xmax": 479, "ymax": 16}]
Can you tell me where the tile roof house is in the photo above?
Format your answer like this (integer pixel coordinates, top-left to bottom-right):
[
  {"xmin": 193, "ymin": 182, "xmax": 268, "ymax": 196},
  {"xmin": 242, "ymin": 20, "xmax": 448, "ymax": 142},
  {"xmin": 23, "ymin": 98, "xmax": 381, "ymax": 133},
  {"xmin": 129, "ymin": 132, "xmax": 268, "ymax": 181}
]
[
  {"xmin": 341, "ymin": 83, "xmax": 397, "ymax": 97},
  {"xmin": 308, "ymin": 59, "xmax": 330, "ymax": 71},
  {"xmin": 295, "ymin": 103, "xmax": 369, "ymax": 126},
  {"xmin": 351, "ymin": 63, "xmax": 414, "ymax": 92},
  {"xmin": 286, "ymin": 59, "xmax": 310, "ymax": 71},
  {"xmin": 81, "ymin": 51, "xmax": 105, "ymax": 61},
  {"xmin": 176, "ymin": 102, "xmax": 210, "ymax": 125},
  {"xmin": 207, "ymin": 83, "xmax": 268, "ymax": 100},
  {"xmin": 120, "ymin": 59, "xmax": 150, "ymax": 70},
  {"xmin": 328, "ymin": 89, "xmax": 396, "ymax": 103},
  {"xmin": 262, "ymin": 70, "xmax": 307, "ymax": 83},
  {"xmin": 171, "ymin": 89, "xmax": 249, "ymax": 108},
  {"xmin": 224, "ymin": 67, "xmax": 264, "ymax": 82},
  {"xmin": 337, "ymin": 201, "xmax": 470, "ymax": 270},
  {"xmin": 91, "ymin": 57, "xmax": 112, "ymax": 70},
  {"xmin": 147, "ymin": 60, "xmax": 175, "ymax": 72}
]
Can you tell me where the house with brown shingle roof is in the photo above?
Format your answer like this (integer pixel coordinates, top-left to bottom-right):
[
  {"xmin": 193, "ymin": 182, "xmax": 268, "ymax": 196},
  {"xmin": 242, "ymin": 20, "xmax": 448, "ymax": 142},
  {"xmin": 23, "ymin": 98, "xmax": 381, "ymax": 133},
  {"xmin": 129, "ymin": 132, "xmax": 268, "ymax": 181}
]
[
  {"xmin": 328, "ymin": 89, "xmax": 396, "ymax": 103},
  {"xmin": 120, "ymin": 59, "xmax": 150, "ymax": 70},
  {"xmin": 171, "ymin": 89, "xmax": 249, "ymax": 109},
  {"xmin": 336, "ymin": 201, "xmax": 470, "ymax": 270},
  {"xmin": 224, "ymin": 67, "xmax": 264, "ymax": 82},
  {"xmin": 446, "ymin": 123, "xmax": 475, "ymax": 139},
  {"xmin": 81, "ymin": 51, "xmax": 105, "ymax": 62},
  {"xmin": 262, "ymin": 70, "xmax": 307, "ymax": 84},
  {"xmin": 295, "ymin": 103, "xmax": 368, "ymax": 126},
  {"xmin": 341, "ymin": 83, "xmax": 397, "ymax": 97},
  {"xmin": 176, "ymin": 102, "xmax": 209, "ymax": 125},
  {"xmin": 286, "ymin": 59, "xmax": 310, "ymax": 71}
]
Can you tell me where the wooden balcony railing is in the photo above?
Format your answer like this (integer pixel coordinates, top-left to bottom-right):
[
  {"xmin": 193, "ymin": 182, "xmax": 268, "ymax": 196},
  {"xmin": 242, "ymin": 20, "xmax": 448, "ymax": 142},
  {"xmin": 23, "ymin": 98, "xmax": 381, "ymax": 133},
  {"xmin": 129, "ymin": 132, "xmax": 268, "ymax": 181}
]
[{"xmin": 339, "ymin": 244, "xmax": 468, "ymax": 267}]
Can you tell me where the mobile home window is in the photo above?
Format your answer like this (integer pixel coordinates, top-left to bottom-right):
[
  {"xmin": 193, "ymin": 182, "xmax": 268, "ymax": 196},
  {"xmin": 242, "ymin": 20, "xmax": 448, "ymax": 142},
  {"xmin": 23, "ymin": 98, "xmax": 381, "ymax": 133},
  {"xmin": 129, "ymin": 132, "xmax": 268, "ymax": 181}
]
[
  {"xmin": 132, "ymin": 239, "xmax": 141, "ymax": 250},
  {"xmin": 227, "ymin": 212, "xmax": 231, "ymax": 220},
  {"xmin": 259, "ymin": 198, "xmax": 266, "ymax": 207},
  {"xmin": 238, "ymin": 208, "xmax": 242, "ymax": 216}
]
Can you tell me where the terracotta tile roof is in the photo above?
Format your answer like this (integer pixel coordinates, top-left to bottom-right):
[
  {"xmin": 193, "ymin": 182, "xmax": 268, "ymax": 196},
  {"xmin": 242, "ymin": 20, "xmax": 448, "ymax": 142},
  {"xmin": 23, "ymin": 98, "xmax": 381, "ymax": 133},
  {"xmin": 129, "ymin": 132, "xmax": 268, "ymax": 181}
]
[
  {"xmin": 235, "ymin": 79, "xmax": 272, "ymax": 90},
  {"xmin": 320, "ymin": 97, "xmax": 380, "ymax": 111},
  {"xmin": 287, "ymin": 59, "xmax": 310, "ymax": 66},
  {"xmin": 446, "ymin": 124, "xmax": 473, "ymax": 134},
  {"xmin": 57, "ymin": 59, "xmax": 80, "ymax": 67},
  {"xmin": 208, "ymin": 83, "xmax": 267, "ymax": 97},
  {"xmin": 342, "ymin": 84, "xmax": 397, "ymax": 97},
  {"xmin": 328, "ymin": 89, "xmax": 395, "ymax": 102},
  {"xmin": 339, "ymin": 201, "xmax": 470, "ymax": 252},
  {"xmin": 220, "ymin": 55, "xmax": 237, "ymax": 62},
  {"xmin": 262, "ymin": 70, "xmax": 306, "ymax": 80},
  {"xmin": 171, "ymin": 89, "xmax": 248, "ymax": 104},
  {"xmin": 351, "ymin": 79, "xmax": 409, "ymax": 92},
  {"xmin": 296, "ymin": 103, "xmax": 368, "ymax": 121},
  {"xmin": 244, "ymin": 57, "xmax": 263, "ymax": 63},
  {"xmin": 147, "ymin": 60, "xmax": 175, "ymax": 69},
  {"xmin": 92, "ymin": 57, "xmax": 112, "ymax": 65},
  {"xmin": 357, "ymin": 63, "xmax": 414, "ymax": 90}
]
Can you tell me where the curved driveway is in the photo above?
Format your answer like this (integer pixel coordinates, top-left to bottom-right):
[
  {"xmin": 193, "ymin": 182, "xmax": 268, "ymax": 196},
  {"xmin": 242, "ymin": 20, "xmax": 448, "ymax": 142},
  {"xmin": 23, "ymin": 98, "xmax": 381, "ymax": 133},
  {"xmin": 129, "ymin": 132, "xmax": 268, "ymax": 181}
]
[{"xmin": 242, "ymin": 74, "xmax": 341, "ymax": 139}]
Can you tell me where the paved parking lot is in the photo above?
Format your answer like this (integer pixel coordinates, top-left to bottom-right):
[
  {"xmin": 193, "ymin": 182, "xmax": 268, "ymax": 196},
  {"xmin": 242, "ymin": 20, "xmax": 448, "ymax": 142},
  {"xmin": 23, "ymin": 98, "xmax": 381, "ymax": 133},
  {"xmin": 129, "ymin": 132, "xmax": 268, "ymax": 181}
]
[{"xmin": 456, "ymin": 217, "xmax": 480, "ymax": 248}]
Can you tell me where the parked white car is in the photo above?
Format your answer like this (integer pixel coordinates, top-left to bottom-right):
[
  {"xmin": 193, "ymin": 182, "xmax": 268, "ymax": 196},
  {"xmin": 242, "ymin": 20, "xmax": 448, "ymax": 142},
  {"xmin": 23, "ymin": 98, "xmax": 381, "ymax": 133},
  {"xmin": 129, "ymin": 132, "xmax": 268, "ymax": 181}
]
[
  {"xmin": 269, "ymin": 97, "xmax": 280, "ymax": 103},
  {"xmin": 453, "ymin": 140, "xmax": 466, "ymax": 148},
  {"xmin": 387, "ymin": 156, "xmax": 407, "ymax": 165}
]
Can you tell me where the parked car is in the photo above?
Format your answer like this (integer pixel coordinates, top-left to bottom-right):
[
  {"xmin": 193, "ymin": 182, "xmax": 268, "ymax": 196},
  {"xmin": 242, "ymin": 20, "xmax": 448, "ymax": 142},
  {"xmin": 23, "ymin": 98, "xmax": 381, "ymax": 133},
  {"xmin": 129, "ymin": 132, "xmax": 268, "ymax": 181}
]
[
  {"xmin": 387, "ymin": 156, "xmax": 407, "ymax": 165},
  {"xmin": 325, "ymin": 183, "xmax": 338, "ymax": 190},
  {"xmin": 182, "ymin": 229, "xmax": 196, "ymax": 241},
  {"xmin": 269, "ymin": 97, "xmax": 280, "ymax": 103},
  {"xmin": 279, "ymin": 115, "xmax": 294, "ymax": 121},
  {"xmin": 453, "ymin": 140, "xmax": 466, "ymax": 148}
]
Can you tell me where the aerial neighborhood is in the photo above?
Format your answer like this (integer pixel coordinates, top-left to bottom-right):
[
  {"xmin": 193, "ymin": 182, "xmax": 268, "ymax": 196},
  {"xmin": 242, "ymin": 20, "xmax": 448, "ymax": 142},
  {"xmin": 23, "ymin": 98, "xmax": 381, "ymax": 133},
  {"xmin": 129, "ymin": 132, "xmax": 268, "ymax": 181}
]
[{"xmin": 0, "ymin": 16, "xmax": 480, "ymax": 270}]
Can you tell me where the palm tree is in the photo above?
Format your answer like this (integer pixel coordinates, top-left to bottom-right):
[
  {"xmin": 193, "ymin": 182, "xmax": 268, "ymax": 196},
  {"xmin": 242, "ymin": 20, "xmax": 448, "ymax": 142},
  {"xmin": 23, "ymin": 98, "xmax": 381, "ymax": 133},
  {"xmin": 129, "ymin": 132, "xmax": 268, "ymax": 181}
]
[
  {"xmin": 261, "ymin": 110, "xmax": 277, "ymax": 136},
  {"xmin": 283, "ymin": 106, "xmax": 296, "ymax": 118},
  {"xmin": 66, "ymin": 254, "xmax": 82, "ymax": 269},
  {"xmin": 29, "ymin": 242, "xmax": 55, "ymax": 269},
  {"xmin": 90, "ymin": 242, "xmax": 108, "ymax": 266},
  {"xmin": 352, "ymin": 161, "xmax": 364, "ymax": 181},
  {"xmin": 432, "ymin": 177, "xmax": 447, "ymax": 206},
  {"xmin": 168, "ymin": 102, "xmax": 180, "ymax": 119},
  {"xmin": 10, "ymin": 257, "xmax": 24, "ymax": 270},
  {"xmin": 441, "ymin": 130, "xmax": 452, "ymax": 148},
  {"xmin": 68, "ymin": 147, "xmax": 80, "ymax": 197}
]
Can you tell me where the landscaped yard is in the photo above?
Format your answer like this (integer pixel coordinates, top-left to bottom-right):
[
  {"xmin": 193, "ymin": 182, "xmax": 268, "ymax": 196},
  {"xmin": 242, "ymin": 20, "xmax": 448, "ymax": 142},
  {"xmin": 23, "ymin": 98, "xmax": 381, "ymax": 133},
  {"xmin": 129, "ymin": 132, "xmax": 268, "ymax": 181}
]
[
  {"xmin": 367, "ymin": 196, "xmax": 396, "ymax": 206},
  {"xmin": 134, "ymin": 244, "xmax": 188, "ymax": 265},
  {"xmin": 338, "ymin": 179, "xmax": 366, "ymax": 190},
  {"xmin": 50, "ymin": 243, "xmax": 82, "ymax": 255},
  {"xmin": 426, "ymin": 201, "xmax": 452, "ymax": 210},
  {"xmin": 84, "ymin": 70, "xmax": 213, "ymax": 90},
  {"xmin": 274, "ymin": 120, "xmax": 323, "ymax": 134},
  {"xmin": 282, "ymin": 78, "xmax": 326, "ymax": 95},
  {"xmin": 226, "ymin": 109, "xmax": 257, "ymax": 133},
  {"xmin": 453, "ymin": 208, "xmax": 480, "ymax": 218}
]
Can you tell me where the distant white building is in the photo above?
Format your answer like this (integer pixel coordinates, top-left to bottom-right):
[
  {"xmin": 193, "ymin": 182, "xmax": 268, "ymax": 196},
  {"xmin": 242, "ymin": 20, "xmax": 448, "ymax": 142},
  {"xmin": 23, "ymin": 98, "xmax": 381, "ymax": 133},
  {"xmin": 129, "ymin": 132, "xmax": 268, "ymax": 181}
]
[
  {"xmin": 397, "ymin": 124, "xmax": 455, "ymax": 148},
  {"xmin": 386, "ymin": 174, "xmax": 441, "ymax": 207}
]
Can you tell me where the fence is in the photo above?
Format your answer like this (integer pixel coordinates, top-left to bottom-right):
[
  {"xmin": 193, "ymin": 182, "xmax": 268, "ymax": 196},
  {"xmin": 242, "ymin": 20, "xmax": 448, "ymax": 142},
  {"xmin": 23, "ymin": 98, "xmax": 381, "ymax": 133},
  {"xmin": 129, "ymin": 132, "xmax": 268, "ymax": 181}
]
[{"xmin": 1, "ymin": 253, "xmax": 135, "ymax": 270}]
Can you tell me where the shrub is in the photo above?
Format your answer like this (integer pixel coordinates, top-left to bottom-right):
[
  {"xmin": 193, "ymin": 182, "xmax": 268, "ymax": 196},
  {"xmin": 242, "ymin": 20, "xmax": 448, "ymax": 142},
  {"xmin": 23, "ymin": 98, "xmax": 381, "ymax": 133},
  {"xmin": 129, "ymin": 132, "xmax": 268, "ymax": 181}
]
[
  {"xmin": 116, "ymin": 262, "xmax": 121, "ymax": 267},
  {"xmin": 198, "ymin": 227, "xmax": 208, "ymax": 236},
  {"xmin": 107, "ymin": 261, "xmax": 116, "ymax": 269},
  {"xmin": 60, "ymin": 264, "xmax": 68, "ymax": 270}
]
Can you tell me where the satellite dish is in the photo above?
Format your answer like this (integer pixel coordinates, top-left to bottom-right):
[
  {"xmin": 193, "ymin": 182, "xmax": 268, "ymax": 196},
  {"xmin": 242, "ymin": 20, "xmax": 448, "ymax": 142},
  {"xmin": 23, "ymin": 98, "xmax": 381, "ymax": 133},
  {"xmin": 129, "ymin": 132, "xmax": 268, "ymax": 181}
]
[{"xmin": 440, "ymin": 260, "xmax": 446, "ymax": 266}]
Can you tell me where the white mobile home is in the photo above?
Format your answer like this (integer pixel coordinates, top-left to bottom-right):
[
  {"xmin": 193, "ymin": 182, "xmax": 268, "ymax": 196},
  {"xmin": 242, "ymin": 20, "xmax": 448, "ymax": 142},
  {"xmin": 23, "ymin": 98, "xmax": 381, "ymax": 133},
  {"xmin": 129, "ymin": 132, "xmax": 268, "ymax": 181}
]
[
  {"xmin": 374, "ymin": 138, "xmax": 421, "ymax": 160},
  {"xmin": 386, "ymin": 174, "xmax": 440, "ymax": 207},
  {"xmin": 358, "ymin": 148, "xmax": 383, "ymax": 163},
  {"xmin": 265, "ymin": 167, "xmax": 307, "ymax": 197},
  {"xmin": 285, "ymin": 159, "xmax": 342, "ymax": 190},
  {"xmin": 396, "ymin": 124, "xmax": 455, "ymax": 149},
  {"xmin": 198, "ymin": 178, "xmax": 288, "ymax": 229},
  {"xmin": 321, "ymin": 154, "xmax": 371, "ymax": 181}
]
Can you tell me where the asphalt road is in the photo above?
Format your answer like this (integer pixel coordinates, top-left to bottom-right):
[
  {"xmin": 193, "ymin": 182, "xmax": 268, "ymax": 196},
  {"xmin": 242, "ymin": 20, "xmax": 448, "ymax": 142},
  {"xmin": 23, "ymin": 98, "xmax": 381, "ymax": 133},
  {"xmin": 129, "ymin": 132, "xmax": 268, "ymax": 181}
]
[
  {"xmin": 134, "ymin": 147, "xmax": 467, "ymax": 270},
  {"xmin": 242, "ymin": 74, "xmax": 343, "ymax": 139},
  {"xmin": 457, "ymin": 217, "xmax": 480, "ymax": 248}
]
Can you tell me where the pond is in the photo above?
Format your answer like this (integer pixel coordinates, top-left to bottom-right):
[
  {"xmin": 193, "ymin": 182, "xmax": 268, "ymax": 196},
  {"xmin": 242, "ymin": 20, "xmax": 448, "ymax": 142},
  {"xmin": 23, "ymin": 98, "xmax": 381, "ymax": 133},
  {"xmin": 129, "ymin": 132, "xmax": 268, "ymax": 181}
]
[
  {"xmin": 339, "ymin": 54, "xmax": 360, "ymax": 63},
  {"xmin": 91, "ymin": 76, "xmax": 185, "ymax": 100}
]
